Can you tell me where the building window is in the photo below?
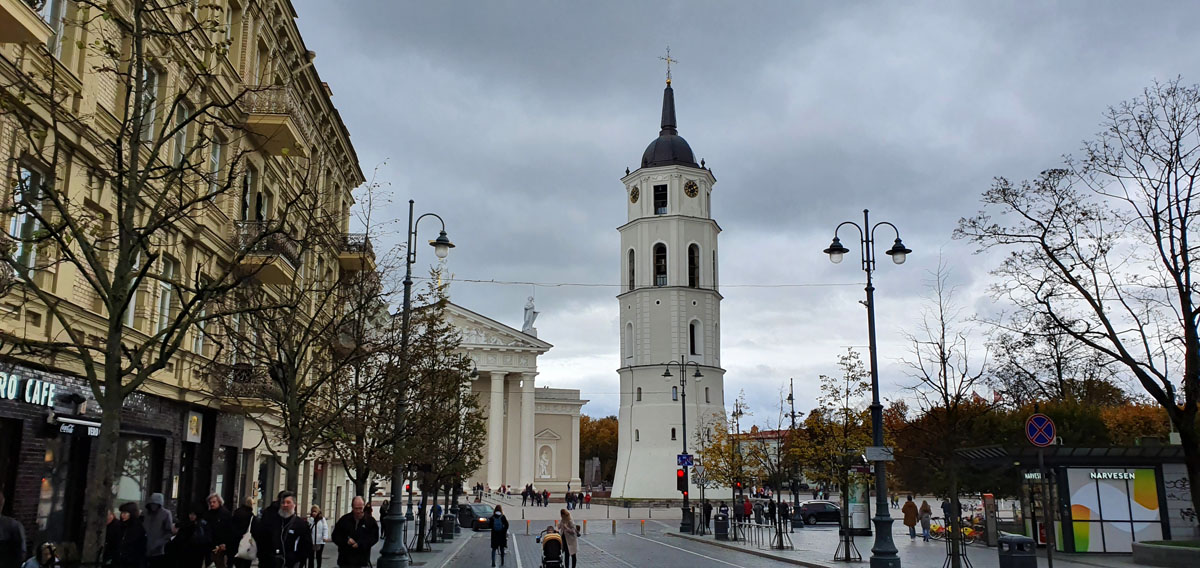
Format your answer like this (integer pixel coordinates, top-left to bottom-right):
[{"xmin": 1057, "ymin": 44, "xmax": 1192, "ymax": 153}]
[
  {"xmin": 155, "ymin": 257, "xmax": 179, "ymax": 333},
  {"xmin": 635, "ymin": 429, "xmax": 639, "ymax": 442},
  {"xmin": 712, "ymin": 250, "xmax": 718, "ymax": 290},
  {"xmin": 671, "ymin": 428, "xmax": 677, "ymax": 441},
  {"xmin": 111, "ymin": 436, "xmax": 164, "ymax": 513},
  {"xmin": 688, "ymin": 244, "xmax": 700, "ymax": 288},
  {"xmin": 689, "ymin": 322, "xmax": 698, "ymax": 355},
  {"xmin": 672, "ymin": 386, "xmax": 678, "ymax": 401},
  {"xmin": 705, "ymin": 387, "xmax": 710, "ymax": 404},
  {"xmin": 39, "ymin": 0, "xmax": 66, "ymax": 58},
  {"xmin": 628, "ymin": 249, "xmax": 635, "ymax": 290},
  {"xmin": 636, "ymin": 387, "xmax": 642, "ymax": 401},
  {"xmin": 124, "ymin": 253, "xmax": 142, "ymax": 328},
  {"xmin": 208, "ymin": 137, "xmax": 224, "ymax": 195},
  {"xmin": 654, "ymin": 244, "xmax": 667, "ymax": 287},
  {"xmin": 653, "ymin": 185, "xmax": 667, "ymax": 214},
  {"xmin": 240, "ymin": 166, "xmax": 257, "ymax": 220},
  {"xmin": 173, "ymin": 102, "xmax": 192, "ymax": 167},
  {"xmin": 625, "ymin": 323, "xmax": 633, "ymax": 360},
  {"xmin": 139, "ymin": 67, "xmax": 160, "ymax": 141},
  {"xmin": 10, "ymin": 164, "xmax": 45, "ymax": 271},
  {"xmin": 193, "ymin": 305, "xmax": 207, "ymax": 355}
]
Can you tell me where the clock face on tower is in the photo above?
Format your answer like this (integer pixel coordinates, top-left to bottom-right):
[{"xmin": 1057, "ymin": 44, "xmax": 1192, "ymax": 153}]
[
  {"xmin": 630, "ymin": 186, "xmax": 640, "ymax": 203},
  {"xmin": 684, "ymin": 180, "xmax": 699, "ymax": 198}
]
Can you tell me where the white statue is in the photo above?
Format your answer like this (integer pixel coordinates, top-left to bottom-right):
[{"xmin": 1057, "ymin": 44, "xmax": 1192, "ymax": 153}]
[
  {"xmin": 539, "ymin": 448, "xmax": 551, "ymax": 478},
  {"xmin": 522, "ymin": 296, "xmax": 539, "ymax": 335}
]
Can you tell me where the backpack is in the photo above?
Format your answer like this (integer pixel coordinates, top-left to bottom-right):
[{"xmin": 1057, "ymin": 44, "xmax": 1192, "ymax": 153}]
[{"xmin": 491, "ymin": 515, "xmax": 504, "ymax": 532}]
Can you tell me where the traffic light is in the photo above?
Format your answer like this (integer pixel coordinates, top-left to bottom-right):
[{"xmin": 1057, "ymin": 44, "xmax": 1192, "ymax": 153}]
[
  {"xmin": 405, "ymin": 483, "xmax": 412, "ymax": 493},
  {"xmin": 676, "ymin": 468, "xmax": 687, "ymax": 492}
]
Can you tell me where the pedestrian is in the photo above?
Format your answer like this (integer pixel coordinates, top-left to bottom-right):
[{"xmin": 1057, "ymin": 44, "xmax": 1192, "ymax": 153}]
[
  {"xmin": 141, "ymin": 493, "xmax": 172, "ymax": 568},
  {"xmin": 253, "ymin": 491, "xmax": 312, "ymax": 568},
  {"xmin": 0, "ymin": 494, "xmax": 25, "ymax": 568},
  {"xmin": 753, "ymin": 500, "xmax": 763, "ymax": 524},
  {"xmin": 307, "ymin": 506, "xmax": 329, "ymax": 568},
  {"xmin": 778, "ymin": 501, "xmax": 790, "ymax": 531},
  {"xmin": 919, "ymin": 500, "xmax": 933, "ymax": 542},
  {"xmin": 741, "ymin": 497, "xmax": 752, "ymax": 523},
  {"xmin": 941, "ymin": 499, "xmax": 954, "ymax": 524},
  {"xmin": 105, "ymin": 502, "xmax": 147, "ymax": 568},
  {"xmin": 558, "ymin": 509, "xmax": 578, "ymax": 568},
  {"xmin": 717, "ymin": 502, "xmax": 729, "ymax": 518},
  {"xmin": 175, "ymin": 502, "xmax": 213, "ymax": 568},
  {"xmin": 584, "ymin": 492, "xmax": 591, "ymax": 510},
  {"xmin": 230, "ymin": 498, "xmax": 255, "ymax": 568},
  {"xmin": 20, "ymin": 543, "xmax": 59, "ymax": 568},
  {"xmin": 565, "ymin": 492, "xmax": 574, "ymax": 511},
  {"xmin": 767, "ymin": 500, "xmax": 776, "ymax": 525},
  {"xmin": 489, "ymin": 505, "xmax": 509, "ymax": 567},
  {"xmin": 203, "ymin": 494, "xmax": 234, "ymax": 568},
  {"xmin": 702, "ymin": 501, "xmax": 713, "ymax": 529},
  {"xmin": 542, "ymin": 490, "xmax": 550, "ymax": 507},
  {"xmin": 812, "ymin": 489, "xmax": 819, "ymax": 500},
  {"xmin": 902, "ymin": 496, "xmax": 918, "ymax": 539},
  {"xmin": 331, "ymin": 497, "xmax": 377, "ymax": 568}
]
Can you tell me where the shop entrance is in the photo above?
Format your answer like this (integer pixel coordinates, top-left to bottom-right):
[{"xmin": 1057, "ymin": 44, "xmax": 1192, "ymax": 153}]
[
  {"xmin": 0, "ymin": 419, "xmax": 20, "ymax": 514},
  {"xmin": 36, "ymin": 433, "xmax": 91, "ymax": 545}
]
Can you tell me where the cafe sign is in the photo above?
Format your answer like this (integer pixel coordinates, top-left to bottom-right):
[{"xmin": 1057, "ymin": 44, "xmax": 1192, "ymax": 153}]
[{"xmin": 0, "ymin": 372, "xmax": 58, "ymax": 407}]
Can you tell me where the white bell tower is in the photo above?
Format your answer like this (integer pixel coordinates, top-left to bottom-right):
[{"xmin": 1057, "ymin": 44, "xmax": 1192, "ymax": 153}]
[{"xmin": 611, "ymin": 76, "xmax": 726, "ymax": 499}]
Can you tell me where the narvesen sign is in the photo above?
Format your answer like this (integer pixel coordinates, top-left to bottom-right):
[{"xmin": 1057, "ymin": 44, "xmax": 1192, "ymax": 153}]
[
  {"xmin": 1089, "ymin": 472, "xmax": 1135, "ymax": 480},
  {"xmin": 0, "ymin": 372, "xmax": 58, "ymax": 407}
]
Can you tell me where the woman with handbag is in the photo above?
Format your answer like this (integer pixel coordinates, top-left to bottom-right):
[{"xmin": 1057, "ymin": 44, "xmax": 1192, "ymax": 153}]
[
  {"xmin": 230, "ymin": 499, "xmax": 256, "ymax": 568},
  {"xmin": 558, "ymin": 509, "xmax": 578, "ymax": 568},
  {"xmin": 307, "ymin": 507, "xmax": 329, "ymax": 568}
]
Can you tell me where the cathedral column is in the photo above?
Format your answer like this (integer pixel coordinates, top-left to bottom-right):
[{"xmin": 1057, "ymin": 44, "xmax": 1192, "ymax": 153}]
[
  {"xmin": 488, "ymin": 371, "xmax": 506, "ymax": 488},
  {"xmin": 519, "ymin": 372, "xmax": 536, "ymax": 486},
  {"xmin": 570, "ymin": 412, "xmax": 581, "ymax": 485}
]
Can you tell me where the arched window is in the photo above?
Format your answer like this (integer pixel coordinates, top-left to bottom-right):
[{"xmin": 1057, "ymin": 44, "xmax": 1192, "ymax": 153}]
[
  {"xmin": 653, "ymin": 184, "xmax": 668, "ymax": 214},
  {"xmin": 672, "ymin": 386, "xmax": 678, "ymax": 401},
  {"xmin": 671, "ymin": 428, "xmax": 677, "ymax": 441},
  {"xmin": 654, "ymin": 244, "xmax": 667, "ymax": 286},
  {"xmin": 688, "ymin": 244, "xmax": 700, "ymax": 288},
  {"xmin": 625, "ymin": 323, "xmax": 634, "ymax": 360},
  {"xmin": 635, "ymin": 429, "xmax": 640, "ymax": 442},
  {"xmin": 712, "ymin": 250, "xmax": 718, "ymax": 290},
  {"xmin": 628, "ymin": 249, "xmax": 636, "ymax": 290},
  {"xmin": 636, "ymin": 387, "xmax": 642, "ymax": 401},
  {"xmin": 689, "ymin": 321, "xmax": 698, "ymax": 355},
  {"xmin": 705, "ymin": 387, "xmax": 710, "ymax": 404}
]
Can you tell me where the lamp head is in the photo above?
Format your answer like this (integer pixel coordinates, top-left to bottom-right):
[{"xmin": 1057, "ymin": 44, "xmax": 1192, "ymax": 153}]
[
  {"xmin": 662, "ymin": 368, "xmax": 673, "ymax": 378},
  {"xmin": 885, "ymin": 238, "xmax": 912, "ymax": 265},
  {"xmin": 692, "ymin": 368, "xmax": 703, "ymax": 380},
  {"xmin": 430, "ymin": 230, "xmax": 455, "ymax": 259},
  {"xmin": 823, "ymin": 237, "xmax": 850, "ymax": 264}
]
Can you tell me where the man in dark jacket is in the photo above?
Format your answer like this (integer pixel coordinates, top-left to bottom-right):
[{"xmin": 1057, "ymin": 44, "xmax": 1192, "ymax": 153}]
[
  {"xmin": 143, "ymin": 493, "xmax": 173, "ymax": 568},
  {"xmin": 330, "ymin": 497, "xmax": 378, "ymax": 568},
  {"xmin": 0, "ymin": 494, "xmax": 25, "ymax": 568},
  {"xmin": 203, "ymin": 494, "xmax": 234, "ymax": 568},
  {"xmin": 254, "ymin": 491, "xmax": 312, "ymax": 568}
]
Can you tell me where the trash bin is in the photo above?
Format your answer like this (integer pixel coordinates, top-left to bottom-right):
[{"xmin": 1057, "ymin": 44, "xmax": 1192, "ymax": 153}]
[
  {"xmin": 713, "ymin": 514, "xmax": 730, "ymax": 540},
  {"xmin": 441, "ymin": 514, "xmax": 456, "ymax": 539},
  {"xmin": 997, "ymin": 534, "xmax": 1036, "ymax": 568}
]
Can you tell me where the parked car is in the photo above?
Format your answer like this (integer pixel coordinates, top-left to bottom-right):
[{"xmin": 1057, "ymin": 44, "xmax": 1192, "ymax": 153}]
[
  {"xmin": 798, "ymin": 500, "xmax": 842, "ymax": 525},
  {"xmin": 456, "ymin": 503, "xmax": 495, "ymax": 530}
]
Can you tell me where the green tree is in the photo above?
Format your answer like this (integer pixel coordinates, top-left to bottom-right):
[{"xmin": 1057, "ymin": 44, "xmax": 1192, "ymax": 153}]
[
  {"xmin": 579, "ymin": 415, "xmax": 619, "ymax": 483},
  {"xmin": 793, "ymin": 350, "xmax": 871, "ymax": 493}
]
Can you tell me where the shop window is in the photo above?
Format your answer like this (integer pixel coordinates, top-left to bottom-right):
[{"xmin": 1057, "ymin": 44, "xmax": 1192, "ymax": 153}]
[{"xmin": 111, "ymin": 436, "xmax": 164, "ymax": 512}]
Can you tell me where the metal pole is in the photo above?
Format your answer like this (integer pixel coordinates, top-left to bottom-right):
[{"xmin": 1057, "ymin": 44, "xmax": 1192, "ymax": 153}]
[
  {"xmin": 789, "ymin": 378, "xmax": 798, "ymax": 508},
  {"xmin": 680, "ymin": 358, "xmax": 690, "ymax": 532},
  {"xmin": 378, "ymin": 200, "xmax": 416, "ymax": 568},
  {"xmin": 1039, "ymin": 448, "xmax": 1054, "ymax": 568},
  {"xmin": 861, "ymin": 209, "xmax": 900, "ymax": 568}
]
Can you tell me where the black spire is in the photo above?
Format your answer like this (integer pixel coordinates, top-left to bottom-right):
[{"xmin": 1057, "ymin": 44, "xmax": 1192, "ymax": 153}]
[{"xmin": 660, "ymin": 84, "xmax": 677, "ymax": 136}]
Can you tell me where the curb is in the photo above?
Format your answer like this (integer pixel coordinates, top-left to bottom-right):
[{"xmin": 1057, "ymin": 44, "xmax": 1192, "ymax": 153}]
[{"xmin": 665, "ymin": 532, "xmax": 829, "ymax": 568}]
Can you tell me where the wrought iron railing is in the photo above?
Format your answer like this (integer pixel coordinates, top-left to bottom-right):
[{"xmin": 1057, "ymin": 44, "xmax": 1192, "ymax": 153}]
[
  {"xmin": 237, "ymin": 84, "xmax": 314, "ymax": 142},
  {"xmin": 341, "ymin": 233, "xmax": 373, "ymax": 255},
  {"xmin": 207, "ymin": 362, "xmax": 278, "ymax": 399},
  {"xmin": 235, "ymin": 221, "xmax": 302, "ymax": 269}
]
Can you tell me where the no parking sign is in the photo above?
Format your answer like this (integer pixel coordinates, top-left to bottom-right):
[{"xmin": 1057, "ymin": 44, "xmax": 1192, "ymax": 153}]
[{"xmin": 1026, "ymin": 413, "xmax": 1056, "ymax": 447}]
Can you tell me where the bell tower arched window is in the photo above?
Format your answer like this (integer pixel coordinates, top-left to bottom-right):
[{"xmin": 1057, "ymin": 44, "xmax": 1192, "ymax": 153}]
[
  {"xmin": 636, "ymin": 387, "xmax": 642, "ymax": 401},
  {"xmin": 654, "ymin": 244, "xmax": 667, "ymax": 287},
  {"xmin": 653, "ymin": 184, "xmax": 668, "ymax": 214},
  {"xmin": 688, "ymin": 244, "xmax": 700, "ymax": 288},
  {"xmin": 628, "ymin": 249, "xmax": 636, "ymax": 290},
  {"xmin": 672, "ymin": 386, "xmax": 678, "ymax": 401},
  {"xmin": 625, "ymin": 323, "xmax": 634, "ymax": 361},
  {"xmin": 671, "ymin": 428, "xmax": 677, "ymax": 441}
]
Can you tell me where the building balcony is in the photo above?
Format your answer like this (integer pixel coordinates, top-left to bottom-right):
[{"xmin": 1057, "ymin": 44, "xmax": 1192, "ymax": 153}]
[
  {"xmin": 235, "ymin": 221, "xmax": 301, "ymax": 285},
  {"xmin": 208, "ymin": 362, "xmax": 279, "ymax": 401},
  {"xmin": 237, "ymin": 84, "xmax": 311, "ymax": 156},
  {"xmin": 337, "ymin": 233, "xmax": 375, "ymax": 272},
  {"xmin": 0, "ymin": 0, "xmax": 53, "ymax": 44}
]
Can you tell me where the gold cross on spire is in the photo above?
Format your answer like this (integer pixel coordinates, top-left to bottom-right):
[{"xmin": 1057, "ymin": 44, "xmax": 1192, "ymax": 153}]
[{"xmin": 659, "ymin": 46, "xmax": 678, "ymax": 85}]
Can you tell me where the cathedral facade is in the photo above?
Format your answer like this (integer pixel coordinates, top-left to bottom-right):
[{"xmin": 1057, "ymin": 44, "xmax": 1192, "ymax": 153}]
[{"xmin": 610, "ymin": 79, "xmax": 727, "ymax": 498}]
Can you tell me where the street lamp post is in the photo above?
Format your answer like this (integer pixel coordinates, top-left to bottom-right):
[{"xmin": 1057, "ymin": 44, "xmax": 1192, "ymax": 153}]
[
  {"xmin": 823, "ymin": 208, "xmax": 910, "ymax": 568},
  {"xmin": 731, "ymin": 399, "xmax": 744, "ymax": 540},
  {"xmin": 662, "ymin": 356, "xmax": 702, "ymax": 533},
  {"xmin": 378, "ymin": 200, "xmax": 455, "ymax": 568},
  {"xmin": 786, "ymin": 378, "xmax": 798, "ymax": 509}
]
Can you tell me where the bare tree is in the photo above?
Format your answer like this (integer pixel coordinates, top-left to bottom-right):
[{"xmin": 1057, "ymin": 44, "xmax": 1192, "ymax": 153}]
[
  {"xmin": 0, "ymin": 0, "xmax": 318, "ymax": 558},
  {"xmin": 957, "ymin": 78, "xmax": 1200, "ymax": 517}
]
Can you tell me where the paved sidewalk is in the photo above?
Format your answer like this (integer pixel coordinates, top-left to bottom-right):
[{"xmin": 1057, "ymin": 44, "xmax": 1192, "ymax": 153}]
[{"xmin": 669, "ymin": 524, "xmax": 1143, "ymax": 568}]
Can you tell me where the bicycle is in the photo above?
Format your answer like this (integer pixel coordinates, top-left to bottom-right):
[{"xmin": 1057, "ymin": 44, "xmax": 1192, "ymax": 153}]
[{"xmin": 930, "ymin": 517, "xmax": 979, "ymax": 545}]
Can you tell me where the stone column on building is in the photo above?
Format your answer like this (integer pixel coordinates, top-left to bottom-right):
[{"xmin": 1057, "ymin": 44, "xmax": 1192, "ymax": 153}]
[
  {"xmin": 571, "ymin": 413, "xmax": 581, "ymax": 486},
  {"xmin": 488, "ymin": 371, "xmax": 506, "ymax": 488},
  {"xmin": 519, "ymin": 372, "xmax": 536, "ymax": 486}
]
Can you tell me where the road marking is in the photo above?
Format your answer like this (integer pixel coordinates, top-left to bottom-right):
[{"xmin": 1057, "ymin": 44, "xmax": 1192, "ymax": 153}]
[
  {"xmin": 629, "ymin": 533, "xmax": 749, "ymax": 567},
  {"xmin": 511, "ymin": 531, "xmax": 523, "ymax": 568},
  {"xmin": 435, "ymin": 531, "xmax": 476, "ymax": 568},
  {"xmin": 578, "ymin": 535, "xmax": 639, "ymax": 568}
]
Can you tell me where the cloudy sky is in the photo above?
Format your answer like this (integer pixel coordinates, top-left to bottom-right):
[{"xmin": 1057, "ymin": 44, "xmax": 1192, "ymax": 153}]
[{"xmin": 291, "ymin": 0, "xmax": 1198, "ymax": 425}]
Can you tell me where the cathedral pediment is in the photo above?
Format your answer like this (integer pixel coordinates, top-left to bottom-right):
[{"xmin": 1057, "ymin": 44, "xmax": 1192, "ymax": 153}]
[
  {"xmin": 535, "ymin": 428, "xmax": 561, "ymax": 440},
  {"xmin": 445, "ymin": 303, "xmax": 553, "ymax": 352}
]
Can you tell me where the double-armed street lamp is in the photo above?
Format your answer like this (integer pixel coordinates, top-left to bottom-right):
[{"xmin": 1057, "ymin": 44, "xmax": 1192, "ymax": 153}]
[
  {"xmin": 662, "ymin": 356, "xmax": 702, "ymax": 533},
  {"xmin": 379, "ymin": 200, "xmax": 455, "ymax": 568},
  {"xmin": 822, "ymin": 209, "xmax": 911, "ymax": 568}
]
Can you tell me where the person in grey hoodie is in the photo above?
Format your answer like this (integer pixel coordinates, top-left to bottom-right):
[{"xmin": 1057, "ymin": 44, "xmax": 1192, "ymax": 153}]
[{"xmin": 143, "ymin": 493, "xmax": 174, "ymax": 568}]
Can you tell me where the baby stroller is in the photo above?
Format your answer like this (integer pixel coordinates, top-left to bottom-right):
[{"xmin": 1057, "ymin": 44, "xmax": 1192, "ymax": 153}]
[{"xmin": 535, "ymin": 526, "xmax": 563, "ymax": 568}]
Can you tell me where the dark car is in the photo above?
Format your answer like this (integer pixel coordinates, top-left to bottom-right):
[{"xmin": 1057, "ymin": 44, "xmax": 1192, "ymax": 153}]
[
  {"xmin": 798, "ymin": 500, "xmax": 842, "ymax": 525},
  {"xmin": 456, "ymin": 503, "xmax": 495, "ymax": 530}
]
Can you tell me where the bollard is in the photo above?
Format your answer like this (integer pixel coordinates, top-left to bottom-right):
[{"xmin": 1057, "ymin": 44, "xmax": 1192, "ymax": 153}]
[
  {"xmin": 612, "ymin": 519, "xmax": 616, "ymax": 534},
  {"xmin": 526, "ymin": 520, "xmax": 530, "ymax": 535},
  {"xmin": 582, "ymin": 520, "xmax": 587, "ymax": 535},
  {"xmin": 640, "ymin": 519, "xmax": 645, "ymax": 535}
]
